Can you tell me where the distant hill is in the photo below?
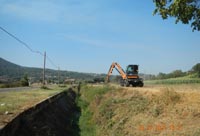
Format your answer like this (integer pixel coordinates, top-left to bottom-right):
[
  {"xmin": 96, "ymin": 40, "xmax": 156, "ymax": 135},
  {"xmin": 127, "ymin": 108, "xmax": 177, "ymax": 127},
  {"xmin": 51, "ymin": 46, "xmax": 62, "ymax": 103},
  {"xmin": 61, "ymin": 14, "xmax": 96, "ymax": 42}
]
[{"xmin": 0, "ymin": 57, "xmax": 106, "ymax": 83}]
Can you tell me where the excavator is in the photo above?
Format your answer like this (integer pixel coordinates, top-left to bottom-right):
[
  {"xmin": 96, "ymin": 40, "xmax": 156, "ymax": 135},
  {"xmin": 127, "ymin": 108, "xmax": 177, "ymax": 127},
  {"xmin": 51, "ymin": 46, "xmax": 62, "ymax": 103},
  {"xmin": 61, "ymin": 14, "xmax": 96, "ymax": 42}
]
[{"xmin": 106, "ymin": 62, "xmax": 144, "ymax": 87}]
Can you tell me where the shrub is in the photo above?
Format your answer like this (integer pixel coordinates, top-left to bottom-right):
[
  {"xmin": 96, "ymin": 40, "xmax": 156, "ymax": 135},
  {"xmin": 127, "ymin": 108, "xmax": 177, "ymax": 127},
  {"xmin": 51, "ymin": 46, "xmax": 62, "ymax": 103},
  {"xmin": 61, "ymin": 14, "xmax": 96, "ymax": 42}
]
[{"xmin": 20, "ymin": 74, "xmax": 29, "ymax": 86}]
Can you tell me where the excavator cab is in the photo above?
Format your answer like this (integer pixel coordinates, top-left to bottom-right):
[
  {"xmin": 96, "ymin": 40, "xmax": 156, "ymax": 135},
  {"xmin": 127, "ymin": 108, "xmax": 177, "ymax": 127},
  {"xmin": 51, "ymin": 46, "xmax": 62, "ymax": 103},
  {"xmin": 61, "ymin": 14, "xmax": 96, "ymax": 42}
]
[{"xmin": 126, "ymin": 65, "xmax": 138, "ymax": 75}]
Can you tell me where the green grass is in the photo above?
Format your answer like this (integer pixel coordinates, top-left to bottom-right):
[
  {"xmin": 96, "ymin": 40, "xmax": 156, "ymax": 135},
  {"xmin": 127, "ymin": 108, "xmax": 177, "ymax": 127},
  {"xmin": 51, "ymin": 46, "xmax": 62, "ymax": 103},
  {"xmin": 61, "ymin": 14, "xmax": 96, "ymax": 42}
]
[
  {"xmin": 77, "ymin": 98, "xmax": 96, "ymax": 136},
  {"xmin": 77, "ymin": 84, "xmax": 114, "ymax": 136},
  {"xmin": 145, "ymin": 77, "xmax": 200, "ymax": 84},
  {"xmin": 80, "ymin": 84, "xmax": 112, "ymax": 102}
]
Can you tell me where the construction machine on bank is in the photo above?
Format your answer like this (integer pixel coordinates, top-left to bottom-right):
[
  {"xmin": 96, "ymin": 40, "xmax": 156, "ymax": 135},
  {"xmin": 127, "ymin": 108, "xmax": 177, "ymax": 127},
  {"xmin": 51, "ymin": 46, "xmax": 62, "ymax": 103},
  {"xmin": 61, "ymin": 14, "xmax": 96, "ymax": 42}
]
[{"xmin": 106, "ymin": 62, "xmax": 144, "ymax": 87}]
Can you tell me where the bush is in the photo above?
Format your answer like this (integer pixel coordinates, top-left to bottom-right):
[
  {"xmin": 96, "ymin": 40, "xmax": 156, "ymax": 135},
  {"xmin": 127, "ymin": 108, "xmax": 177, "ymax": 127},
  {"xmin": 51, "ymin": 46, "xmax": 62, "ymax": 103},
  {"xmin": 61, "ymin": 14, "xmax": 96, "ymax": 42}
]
[
  {"xmin": 20, "ymin": 74, "xmax": 29, "ymax": 86},
  {"xmin": 40, "ymin": 86, "xmax": 51, "ymax": 90}
]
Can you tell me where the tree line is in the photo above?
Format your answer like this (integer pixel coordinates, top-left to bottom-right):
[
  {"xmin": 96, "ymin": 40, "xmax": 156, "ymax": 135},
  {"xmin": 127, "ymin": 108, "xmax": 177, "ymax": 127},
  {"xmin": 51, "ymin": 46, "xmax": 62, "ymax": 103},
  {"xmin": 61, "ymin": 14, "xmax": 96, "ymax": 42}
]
[{"xmin": 151, "ymin": 63, "xmax": 200, "ymax": 80}]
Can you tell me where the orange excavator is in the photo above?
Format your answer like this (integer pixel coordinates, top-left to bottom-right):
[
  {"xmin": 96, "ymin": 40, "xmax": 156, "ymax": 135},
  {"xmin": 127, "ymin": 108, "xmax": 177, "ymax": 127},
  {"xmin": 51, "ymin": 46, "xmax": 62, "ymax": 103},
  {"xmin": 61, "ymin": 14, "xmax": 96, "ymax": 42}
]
[{"xmin": 106, "ymin": 62, "xmax": 144, "ymax": 87}]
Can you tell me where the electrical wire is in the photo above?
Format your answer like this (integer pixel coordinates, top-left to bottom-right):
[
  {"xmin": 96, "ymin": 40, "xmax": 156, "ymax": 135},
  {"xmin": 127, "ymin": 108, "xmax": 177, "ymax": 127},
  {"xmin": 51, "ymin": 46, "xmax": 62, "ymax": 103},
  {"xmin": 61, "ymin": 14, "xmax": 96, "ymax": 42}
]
[
  {"xmin": 0, "ymin": 26, "xmax": 44, "ymax": 56},
  {"xmin": 0, "ymin": 26, "xmax": 59, "ymax": 69},
  {"xmin": 46, "ymin": 55, "xmax": 59, "ymax": 69}
]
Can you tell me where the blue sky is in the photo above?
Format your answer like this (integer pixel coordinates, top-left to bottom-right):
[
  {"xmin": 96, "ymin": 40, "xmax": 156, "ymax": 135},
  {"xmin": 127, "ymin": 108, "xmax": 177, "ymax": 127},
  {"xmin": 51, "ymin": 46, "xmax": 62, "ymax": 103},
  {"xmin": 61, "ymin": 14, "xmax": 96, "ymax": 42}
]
[{"xmin": 0, "ymin": 0, "xmax": 200, "ymax": 74}]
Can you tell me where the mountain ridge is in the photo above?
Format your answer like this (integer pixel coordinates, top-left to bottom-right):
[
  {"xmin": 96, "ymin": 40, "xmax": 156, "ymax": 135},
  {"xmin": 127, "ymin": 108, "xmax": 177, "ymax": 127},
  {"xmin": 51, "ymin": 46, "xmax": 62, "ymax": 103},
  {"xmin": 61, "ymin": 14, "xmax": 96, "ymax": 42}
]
[{"xmin": 0, "ymin": 57, "xmax": 105, "ymax": 83}]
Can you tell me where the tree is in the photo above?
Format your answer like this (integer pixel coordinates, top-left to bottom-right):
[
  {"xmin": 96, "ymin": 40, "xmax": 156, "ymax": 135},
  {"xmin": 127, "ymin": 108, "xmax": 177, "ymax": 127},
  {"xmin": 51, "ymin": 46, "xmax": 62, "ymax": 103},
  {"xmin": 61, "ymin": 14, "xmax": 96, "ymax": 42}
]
[
  {"xmin": 153, "ymin": 0, "xmax": 200, "ymax": 31},
  {"xmin": 20, "ymin": 74, "xmax": 29, "ymax": 86},
  {"xmin": 169, "ymin": 70, "xmax": 185, "ymax": 78},
  {"xmin": 191, "ymin": 63, "xmax": 200, "ymax": 77},
  {"xmin": 93, "ymin": 77, "xmax": 105, "ymax": 83},
  {"xmin": 192, "ymin": 63, "xmax": 200, "ymax": 72},
  {"xmin": 157, "ymin": 72, "xmax": 167, "ymax": 79}
]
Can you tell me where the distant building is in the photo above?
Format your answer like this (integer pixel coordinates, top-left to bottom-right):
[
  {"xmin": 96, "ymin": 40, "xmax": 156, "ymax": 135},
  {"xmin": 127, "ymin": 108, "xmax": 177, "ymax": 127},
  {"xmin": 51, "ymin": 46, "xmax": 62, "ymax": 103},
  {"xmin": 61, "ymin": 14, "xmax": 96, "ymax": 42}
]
[
  {"xmin": 0, "ymin": 76, "xmax": 9, "ymax": 83},
  {"xmin": 64, "ymin": 78, "xmax": 75, "ymax": 84}
]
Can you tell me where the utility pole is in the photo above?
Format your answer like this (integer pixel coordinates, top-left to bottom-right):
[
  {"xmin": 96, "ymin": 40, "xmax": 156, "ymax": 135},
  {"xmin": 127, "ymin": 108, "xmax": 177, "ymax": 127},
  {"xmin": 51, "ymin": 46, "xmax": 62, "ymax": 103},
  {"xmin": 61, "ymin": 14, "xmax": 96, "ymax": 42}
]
[
  {"xmin": 58, "ymin": 66, "xmax": 60, "ymax": 86},
  {"xmin": 43, "ymin": 51, "xmax": 46, "ymax": 86}
]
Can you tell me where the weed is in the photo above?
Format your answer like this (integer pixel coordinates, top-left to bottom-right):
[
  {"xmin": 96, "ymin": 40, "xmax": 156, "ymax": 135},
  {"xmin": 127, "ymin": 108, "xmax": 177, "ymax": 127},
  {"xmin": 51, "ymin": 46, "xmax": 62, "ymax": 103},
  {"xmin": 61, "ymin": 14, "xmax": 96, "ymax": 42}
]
[
  {"xmin": 151, "ymin": 105, "xmax": 163, "ymax": 117},
  {"xmin": 129, "ymin": 92, "xmax": 149, "ymax": 114},
  {"xmin": 76, "ymin": 85, "xmax": 111, "ymax": 136},
  {"xmin": 77, "ymin": 95, "xmax": 96, "ymax": 136},
  {"xmin": 193, "ymin": 129, "xmax": 200, "ymax": 136},
  {"xmin": 80, "ymin": 84, "xmax": 112, "ymax": 103},
  {"xmin": 99, "ymin": 99, "xmax": 114, "ymax": 120},
  {"xmin": 107, "ymin": 119, "xmax": 115, "ymax": 128},
  {"xmin": 160, "ymin": 88, "xmax": 181, "ymax": 105}
]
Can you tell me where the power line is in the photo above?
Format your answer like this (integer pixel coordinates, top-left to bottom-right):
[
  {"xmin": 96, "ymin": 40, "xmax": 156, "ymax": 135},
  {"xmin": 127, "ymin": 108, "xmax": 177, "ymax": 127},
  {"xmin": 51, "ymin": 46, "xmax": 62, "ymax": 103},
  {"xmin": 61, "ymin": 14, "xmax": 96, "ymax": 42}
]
[
  {"xmin": 0, "ymin": 26, "xmax": 44, "ymax": 56},
  {"xmin": 46, "ymin": 55, "xmax": 59, "ymax": 69},
  {"xmin": 0, "ymin": 26, "xmax": 59, "ymax": 69}
]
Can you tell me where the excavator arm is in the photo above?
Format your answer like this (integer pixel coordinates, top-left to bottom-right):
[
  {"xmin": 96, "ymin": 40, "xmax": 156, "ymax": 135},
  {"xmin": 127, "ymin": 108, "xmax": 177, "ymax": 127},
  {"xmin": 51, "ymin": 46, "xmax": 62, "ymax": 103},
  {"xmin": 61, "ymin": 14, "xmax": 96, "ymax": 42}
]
[{"xmin": 106, "ymin": 62, "xmax": 127, "ymax": 82}]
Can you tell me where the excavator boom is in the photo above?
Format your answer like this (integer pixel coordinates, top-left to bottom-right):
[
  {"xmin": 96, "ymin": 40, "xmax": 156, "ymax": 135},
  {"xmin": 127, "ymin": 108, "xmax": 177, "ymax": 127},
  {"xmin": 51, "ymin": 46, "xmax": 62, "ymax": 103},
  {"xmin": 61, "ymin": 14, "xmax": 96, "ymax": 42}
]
[{"xmin": 106, "ymin": 62, "xmax": 127, "ymax": 82}]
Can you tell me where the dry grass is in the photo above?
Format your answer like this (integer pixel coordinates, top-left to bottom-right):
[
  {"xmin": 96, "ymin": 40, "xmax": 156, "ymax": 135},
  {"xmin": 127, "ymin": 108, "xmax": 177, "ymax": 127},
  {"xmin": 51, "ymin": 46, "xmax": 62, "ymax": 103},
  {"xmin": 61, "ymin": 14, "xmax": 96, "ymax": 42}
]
[{"xmin": 90, "ymin": 84, "xmax": 200, "ymax": 136}]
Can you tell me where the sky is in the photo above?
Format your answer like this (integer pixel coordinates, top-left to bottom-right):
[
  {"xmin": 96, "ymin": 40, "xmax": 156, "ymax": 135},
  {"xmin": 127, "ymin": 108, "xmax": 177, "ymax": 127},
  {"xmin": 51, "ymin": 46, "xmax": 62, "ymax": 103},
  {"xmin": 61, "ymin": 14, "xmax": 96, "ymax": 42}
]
[{"xmin": 0, "ymin": 0, "xmax": 200, "ymax": 75}]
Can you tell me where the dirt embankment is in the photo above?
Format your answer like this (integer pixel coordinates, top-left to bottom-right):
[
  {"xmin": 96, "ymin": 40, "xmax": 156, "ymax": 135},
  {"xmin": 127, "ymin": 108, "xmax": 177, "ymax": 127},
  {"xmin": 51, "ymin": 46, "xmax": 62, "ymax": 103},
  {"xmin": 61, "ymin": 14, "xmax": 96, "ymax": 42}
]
[{"xmin": 0, "ymin": 88, "xmax": 80, "ymax": 136}]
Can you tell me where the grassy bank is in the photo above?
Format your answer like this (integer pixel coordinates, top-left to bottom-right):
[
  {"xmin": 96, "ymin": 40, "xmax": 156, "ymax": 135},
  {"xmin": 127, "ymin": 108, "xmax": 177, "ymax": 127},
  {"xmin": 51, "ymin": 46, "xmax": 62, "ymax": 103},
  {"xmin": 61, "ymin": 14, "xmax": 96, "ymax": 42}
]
[
  {"xmin": 77, "ymin": 84, "xmax": 200, "ymax": 136},
  {"xmin": 77, "ymin": 84, "xmax": 116, "ymax": 136}
]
